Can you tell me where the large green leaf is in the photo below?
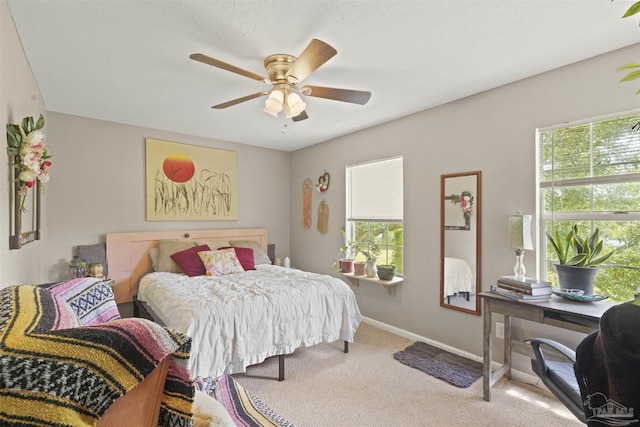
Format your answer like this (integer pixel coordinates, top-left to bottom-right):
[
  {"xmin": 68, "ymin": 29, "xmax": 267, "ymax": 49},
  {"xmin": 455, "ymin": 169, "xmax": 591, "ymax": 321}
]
[
  {"xmin": 622, "ymin": 1, "xmax": 640, "ymax": 18},
  {"xmin": 616, "ymin": 63, "xmax": 640, "ymax": 71},
  {"xmin": 620, "ymin": 70, "xmax": 640, "ymax": 82},
  {"xmin": 35, "ymin": 114, "xmax": 45, "ymax": 130}
]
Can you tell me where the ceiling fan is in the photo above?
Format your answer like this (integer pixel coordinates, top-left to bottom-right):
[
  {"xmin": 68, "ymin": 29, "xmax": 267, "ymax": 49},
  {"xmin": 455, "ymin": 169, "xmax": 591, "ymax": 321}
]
[{"xmin": 190, "ymin": 39, "xmax": 371, "ymax": 122}]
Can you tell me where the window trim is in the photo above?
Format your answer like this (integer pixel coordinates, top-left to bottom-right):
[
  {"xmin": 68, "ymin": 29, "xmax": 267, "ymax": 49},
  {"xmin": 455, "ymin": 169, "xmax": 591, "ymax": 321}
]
[
  {"xmin": 536, "ymin": 108, "xmax": 640, "ymax": 280},
  {"xmin": 345, "ymin": 156, "xmax": 404, "ymax": 274}
]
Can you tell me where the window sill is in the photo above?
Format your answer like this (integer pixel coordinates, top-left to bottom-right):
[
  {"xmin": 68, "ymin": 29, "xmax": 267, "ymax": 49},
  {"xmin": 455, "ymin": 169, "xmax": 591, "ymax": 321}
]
[{"xmin": 340, "ymin": 272, "xmax": 403, "ymax": 296}]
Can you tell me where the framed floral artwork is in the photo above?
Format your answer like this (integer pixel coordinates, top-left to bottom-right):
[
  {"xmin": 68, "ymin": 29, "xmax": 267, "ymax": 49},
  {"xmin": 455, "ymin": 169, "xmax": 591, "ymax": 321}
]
[{"xmin": 145, "ymin": 138, "xmax": 238, "ymax": 221}]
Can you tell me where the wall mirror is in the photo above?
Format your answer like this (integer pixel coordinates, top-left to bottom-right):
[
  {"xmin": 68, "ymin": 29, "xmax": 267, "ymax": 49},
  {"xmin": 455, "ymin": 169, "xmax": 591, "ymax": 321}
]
[{"xmin": 440, "ymin": 171, "xmax": 482, "ymax": 315}]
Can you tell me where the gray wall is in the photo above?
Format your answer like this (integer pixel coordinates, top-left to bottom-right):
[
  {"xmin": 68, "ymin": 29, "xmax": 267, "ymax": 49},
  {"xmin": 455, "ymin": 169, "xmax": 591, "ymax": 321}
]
[
  {"xmin": 43, "ymin": 112, "xmax": 292, "ymax": 281},
  {"xmin": 289, "ymin": 44, "xmax": 640, "ymax": 371},
  {"xmin": 1, "ymin": 0, "xmax": 48, "ymax": 285}
]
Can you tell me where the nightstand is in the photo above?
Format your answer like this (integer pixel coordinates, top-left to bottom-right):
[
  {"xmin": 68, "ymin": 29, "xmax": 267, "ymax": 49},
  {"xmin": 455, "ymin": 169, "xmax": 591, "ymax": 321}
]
[{"xmin": 117, "ymin": 301, "xmax": 135, "ymax": 318}]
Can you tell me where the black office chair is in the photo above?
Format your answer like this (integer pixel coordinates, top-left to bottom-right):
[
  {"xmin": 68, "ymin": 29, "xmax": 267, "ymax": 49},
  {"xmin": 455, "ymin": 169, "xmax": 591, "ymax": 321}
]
[
  {"xmin": 525, "ymin": 337, "xmax": 586, "ymax": 423},
  {"xmin": 527, "ymin": 301, "xmax": 640, "ymax": 426}
]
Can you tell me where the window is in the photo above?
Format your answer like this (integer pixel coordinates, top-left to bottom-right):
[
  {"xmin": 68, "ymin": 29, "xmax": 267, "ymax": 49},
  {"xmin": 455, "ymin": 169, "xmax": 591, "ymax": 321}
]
[
  {"xmin": 346, "ymin": 156, "xmax": 404, "ymax": 275},
  {"xmin": 537, "ymin": 112, "xmax": 640, "ymax": 301}
]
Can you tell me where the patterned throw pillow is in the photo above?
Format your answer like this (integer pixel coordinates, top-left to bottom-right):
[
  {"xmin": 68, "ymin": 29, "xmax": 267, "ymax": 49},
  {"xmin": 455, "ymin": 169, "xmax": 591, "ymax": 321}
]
[{"xmin": 198, "ymin": 248, "xmax": 245, "ymax": 277}]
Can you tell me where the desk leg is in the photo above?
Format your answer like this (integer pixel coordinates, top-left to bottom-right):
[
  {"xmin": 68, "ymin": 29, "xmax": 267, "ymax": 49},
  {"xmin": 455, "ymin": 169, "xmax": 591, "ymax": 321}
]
[
  {"xmin": 504, "ymin": 314, "xmax": 512, "ymax": 380},
  {"xmin": 483, "ymin": 297, "xmax": 492, "ymax": 401}
]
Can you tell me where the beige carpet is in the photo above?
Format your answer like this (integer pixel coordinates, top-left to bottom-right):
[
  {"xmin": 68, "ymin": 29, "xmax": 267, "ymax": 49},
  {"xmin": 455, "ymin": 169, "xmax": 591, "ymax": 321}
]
[{"xmin": 234, "ymin": 323, "xmax": 582, "ymax": 427}]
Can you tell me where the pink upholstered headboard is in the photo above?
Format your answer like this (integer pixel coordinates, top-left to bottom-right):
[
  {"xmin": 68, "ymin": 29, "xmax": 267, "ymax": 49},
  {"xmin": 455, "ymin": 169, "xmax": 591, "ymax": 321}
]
[{"xmin": 106, "ymin": 228, "xmax": 268, "ymax": 303}]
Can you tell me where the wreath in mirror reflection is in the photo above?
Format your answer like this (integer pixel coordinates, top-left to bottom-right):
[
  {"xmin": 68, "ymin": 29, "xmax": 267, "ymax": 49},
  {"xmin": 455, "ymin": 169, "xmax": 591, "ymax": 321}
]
[{"xmin": 449, "ymin": 191, "xmax": 474, "ymax": 222}]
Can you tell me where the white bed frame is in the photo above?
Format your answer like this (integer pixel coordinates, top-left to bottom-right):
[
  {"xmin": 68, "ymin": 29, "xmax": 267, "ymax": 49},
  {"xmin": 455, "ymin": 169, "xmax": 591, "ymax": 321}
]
[{"xmin": 106, "ymin": 228, "xmax": 268, "ymax": 303}]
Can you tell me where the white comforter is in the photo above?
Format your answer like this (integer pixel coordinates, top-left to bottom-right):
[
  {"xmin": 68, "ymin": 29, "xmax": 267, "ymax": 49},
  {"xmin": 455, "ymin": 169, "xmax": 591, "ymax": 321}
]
[
  {"xmin": 138, "ymin": 264, "xmax": 362, "ymax": 378},
  {"xmin": 444, "ymin": 257, "xmax": 474, "ymax": 297}
]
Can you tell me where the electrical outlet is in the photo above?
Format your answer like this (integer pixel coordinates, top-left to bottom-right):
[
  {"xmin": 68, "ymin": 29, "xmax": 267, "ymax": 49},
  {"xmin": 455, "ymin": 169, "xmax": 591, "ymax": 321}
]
[{"xmin": 496, "ymin": 322, "xmax": 505, "ymax": 340}]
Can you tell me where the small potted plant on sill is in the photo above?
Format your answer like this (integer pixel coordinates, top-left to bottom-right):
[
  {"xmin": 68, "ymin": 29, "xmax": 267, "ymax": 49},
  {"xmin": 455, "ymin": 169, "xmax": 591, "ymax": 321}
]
[
  {"xmin": 546, "ymin": 224, "xmax": 616, "ymax": 295},
  {"xmin": 333, "ymin": 228, "xmax": 358, "ymax": 273},
  {"xmin": 357, "ymin": 241, "xmax": 381, "ymax": 278},
  {"xmin": 376, "ymin": 264, "xmax": 396, "ymax": 281}
]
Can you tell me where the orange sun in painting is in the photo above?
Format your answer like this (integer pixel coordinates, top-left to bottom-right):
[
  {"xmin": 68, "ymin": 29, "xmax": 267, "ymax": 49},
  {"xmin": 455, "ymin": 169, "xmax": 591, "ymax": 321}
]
[{"xmin": 162, "ymin": 153, "xmax": 195, "ymax": 183}]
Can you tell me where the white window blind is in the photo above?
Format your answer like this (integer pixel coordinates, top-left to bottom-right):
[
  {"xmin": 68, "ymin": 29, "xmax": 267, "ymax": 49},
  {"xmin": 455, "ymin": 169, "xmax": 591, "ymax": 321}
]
[{"xmin": 347, "ymin": 156, "xmax": 403, "ymax": 222}]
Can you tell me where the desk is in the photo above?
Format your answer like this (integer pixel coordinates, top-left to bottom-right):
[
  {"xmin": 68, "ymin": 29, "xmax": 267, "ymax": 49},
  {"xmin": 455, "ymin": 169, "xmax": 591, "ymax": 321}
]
[{"xmin": 480, "ymin": 291, "xmax": 617, "ymax": 402}]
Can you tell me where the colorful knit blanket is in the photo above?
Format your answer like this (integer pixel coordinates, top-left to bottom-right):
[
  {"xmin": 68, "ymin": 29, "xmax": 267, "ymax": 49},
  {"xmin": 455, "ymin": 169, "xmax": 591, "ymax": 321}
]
[
  {"xmin": 0, "ymin": 285, "xmax": 193, "ymax": 426},
  {"xmin": 213, "ymin": 375, "xmax": 295, "ymax": 427}
]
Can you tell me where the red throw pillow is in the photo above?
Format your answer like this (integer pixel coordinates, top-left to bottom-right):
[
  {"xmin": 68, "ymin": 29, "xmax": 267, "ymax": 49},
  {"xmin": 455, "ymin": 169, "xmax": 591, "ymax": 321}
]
[
  {"xmin": 170, "ymin": 244, "xmax": 210, "ymax": 276},
  {"xmin": 220, "ymin": 246, "xmax": 255, "ymax": 271}
]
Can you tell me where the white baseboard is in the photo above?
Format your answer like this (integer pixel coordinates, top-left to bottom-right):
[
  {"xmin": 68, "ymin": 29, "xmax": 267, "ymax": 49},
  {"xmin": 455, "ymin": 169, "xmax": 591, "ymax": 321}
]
[{"xmin": 361, "ymin": 316, "xmax": 544, "ymax": 389}]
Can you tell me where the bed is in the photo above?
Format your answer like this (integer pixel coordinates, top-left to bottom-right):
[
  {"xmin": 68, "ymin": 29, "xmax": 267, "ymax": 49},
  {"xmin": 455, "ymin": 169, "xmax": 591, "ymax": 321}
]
[
  {"xmin": 106, "ymin": 228, "xmax": 362, "ymax": 380},
  {"xmin": 444, "ymin": 256, "xmax": 475, "ymax": 303}
]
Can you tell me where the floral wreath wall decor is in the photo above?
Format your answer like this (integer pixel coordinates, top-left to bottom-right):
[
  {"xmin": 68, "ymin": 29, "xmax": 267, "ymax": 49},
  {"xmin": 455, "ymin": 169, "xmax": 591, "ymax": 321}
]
[
  {"xmin": 6, "ymin": 114, "xmax": 51, "ymax": 249},
  {"xmin": 317, "ymin": 170, "xmax": 330, "ymax": 192},
  {"xmin": 449, "ymin": 190, "xmax": 474, "ymax": 228}
]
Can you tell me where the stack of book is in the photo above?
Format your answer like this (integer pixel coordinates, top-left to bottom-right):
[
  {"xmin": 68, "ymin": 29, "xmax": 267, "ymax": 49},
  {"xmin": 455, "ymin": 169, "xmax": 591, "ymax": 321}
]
[{"xmin": 490, "ymin": 275, "xmax": 553, "ymax": 302}]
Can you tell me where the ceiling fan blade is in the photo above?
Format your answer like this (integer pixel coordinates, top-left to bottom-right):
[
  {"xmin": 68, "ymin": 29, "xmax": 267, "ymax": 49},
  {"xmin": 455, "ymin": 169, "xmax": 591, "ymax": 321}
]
[
  {"xmin": 302, "ymin": 85, "xmax": 371, "ymax": 105},
  {"xmin": 212, "ymin": 91, "xmax": 269, "ymax": 109},
  {"xmin": 292, "ymin": 111, "xmax": 309, "ymax": 122},
  {"xmin": 190, "ymin": 53, "xmax": 266, "ymax": 82},
  {"xmin": 285, "ymin": 39, "xmax": 337, "ymax": 84}
]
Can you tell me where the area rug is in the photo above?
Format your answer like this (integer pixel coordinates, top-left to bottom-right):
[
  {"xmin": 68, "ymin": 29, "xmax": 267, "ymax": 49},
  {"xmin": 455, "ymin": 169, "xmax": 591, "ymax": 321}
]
[
  {"xmin": 213, "ymin": 374, "xmax": 296, "ymax": 427},
  {"xmin": 393, "ymin": 341, "xmax": 483, "ymax": 388}
]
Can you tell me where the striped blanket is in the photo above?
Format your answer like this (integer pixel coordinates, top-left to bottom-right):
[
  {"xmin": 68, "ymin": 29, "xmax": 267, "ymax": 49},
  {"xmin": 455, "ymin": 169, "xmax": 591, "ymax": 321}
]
[
  {"xmin": 0, "ymin": 285, "xmax": 193, "ymax": 426},
  {"xmin": 213, "ymin": 375, "xmax": 295, "ymax": 427}
]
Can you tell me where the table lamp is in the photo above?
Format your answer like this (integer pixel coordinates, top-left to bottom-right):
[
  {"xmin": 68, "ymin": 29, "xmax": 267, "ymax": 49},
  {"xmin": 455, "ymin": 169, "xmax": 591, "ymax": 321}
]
[{"xmin": 508, "ymin": 213, "xmax": 534, "ymax": 277}]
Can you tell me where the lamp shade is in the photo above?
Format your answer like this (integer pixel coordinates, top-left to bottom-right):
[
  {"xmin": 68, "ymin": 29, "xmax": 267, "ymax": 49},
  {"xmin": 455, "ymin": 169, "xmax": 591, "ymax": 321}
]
[
  {"xmin": 264, "ymin": 90, "xmax": 284, "ymax": 117},
  {"xmin": 285, "ymin": 92, "xmax": 306, "ymax": 117},
  {"xmin": 508, "ymin": 214, "xmax": 533, "ymax": 250}
]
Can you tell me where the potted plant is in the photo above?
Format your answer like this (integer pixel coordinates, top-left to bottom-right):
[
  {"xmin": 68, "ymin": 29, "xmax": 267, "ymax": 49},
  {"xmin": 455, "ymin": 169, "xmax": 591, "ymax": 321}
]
[
  {"xmin": 546, "ymin": 224, "xmax": 616, "ymax": 295},
  {"xmin": 376, "ymin": 264, "xmax": 396, "ymax": 280},
  {"xmin": 353, "ymin": 261, "xmax": 366, "ymax": 276},
  {"xmin": 333, "ymin": 228, "xmax": 358, "ymax": 273},
  {"xmin": 357, "ymin": 241, "xmax": 381, "ymax": 278}
]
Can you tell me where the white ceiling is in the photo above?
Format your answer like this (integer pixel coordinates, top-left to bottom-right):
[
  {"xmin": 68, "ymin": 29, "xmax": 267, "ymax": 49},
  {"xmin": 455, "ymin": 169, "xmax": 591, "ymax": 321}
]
[{"xmin": 7, "ymin": 1, "xmax": 640, "ymax": 152}]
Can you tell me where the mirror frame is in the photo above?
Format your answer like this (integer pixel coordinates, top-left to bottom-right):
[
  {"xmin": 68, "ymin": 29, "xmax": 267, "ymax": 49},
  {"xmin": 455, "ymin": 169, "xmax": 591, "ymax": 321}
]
[{"xmin": 440, "ymin": 170, "xmax": 482, "ymax": 315}]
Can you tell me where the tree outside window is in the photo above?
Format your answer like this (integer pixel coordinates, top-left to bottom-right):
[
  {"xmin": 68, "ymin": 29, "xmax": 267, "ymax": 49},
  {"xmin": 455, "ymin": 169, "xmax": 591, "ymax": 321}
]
[{"xmin": 538, "ymin": 112, "xmax": 640, "ymax": 301}]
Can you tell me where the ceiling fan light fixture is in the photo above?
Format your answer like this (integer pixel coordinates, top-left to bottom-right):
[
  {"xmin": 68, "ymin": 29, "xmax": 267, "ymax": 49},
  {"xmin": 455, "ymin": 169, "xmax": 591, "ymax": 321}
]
[
  {"xmin": 263, "ymin": 105, "xmax": 280, "ymax": 117},
  {"xmin": 286, "ymin": 92, "xmax": 306, "ymax": 117},
  {"xmin": 264, "ymin": 90, "xmax": 284, "ymax": 112}
]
